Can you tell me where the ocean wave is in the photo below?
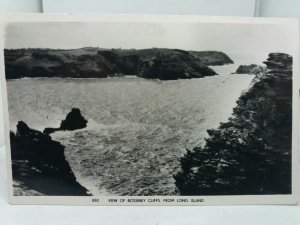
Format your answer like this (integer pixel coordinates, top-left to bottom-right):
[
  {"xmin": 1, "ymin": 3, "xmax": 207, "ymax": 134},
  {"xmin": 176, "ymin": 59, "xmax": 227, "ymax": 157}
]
[{"xmin": 8, "ymin": 74, "xmax": 254, "ymax": 195}]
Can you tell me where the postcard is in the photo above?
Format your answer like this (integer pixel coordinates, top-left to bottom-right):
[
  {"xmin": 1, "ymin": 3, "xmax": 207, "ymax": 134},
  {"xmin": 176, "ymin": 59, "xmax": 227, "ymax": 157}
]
[{"xmin": 0, "ymin": 14, "xmax": 298, "ymax": 205}]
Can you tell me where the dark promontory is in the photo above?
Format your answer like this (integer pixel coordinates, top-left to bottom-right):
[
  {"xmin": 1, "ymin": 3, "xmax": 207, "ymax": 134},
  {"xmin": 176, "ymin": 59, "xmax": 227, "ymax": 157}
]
[
  {"xmin": 44, "ymin": 108, "xmax": 88, "ymax": 134},
  {"xmin": 174, "ymin": 53, "xmax": 292, "ymax": 195},
  {"xmin": 11, "ymin": 117, "xmax": 90, "ymax": 196},
  {"xmin": 5, "ymin": 48, "xmax": 233, "ymax": 80}
]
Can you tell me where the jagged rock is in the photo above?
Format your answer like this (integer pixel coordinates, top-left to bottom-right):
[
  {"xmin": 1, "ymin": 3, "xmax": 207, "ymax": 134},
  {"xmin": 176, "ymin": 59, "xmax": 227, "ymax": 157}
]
[
  {"xmin": 264, "ymin": 53, "xmax": 292, "ymax": 70},
  {"xmin": 10, "ymin": 121, "xmax": 90, "ymax": 196},
  {"xmin": 234, "ymin": 64, "xmax": 266, "ymax": 75},
  {"xmin": 174, "ymin": 53, "xmax": 292, "ymax": 195},
  {"xmin": 44, "ymin": 108, "xmax": 88, "ymax": 134},
  {"xmin": 60, "ymin": 108, "xmax": 88, "ymax": 131}
]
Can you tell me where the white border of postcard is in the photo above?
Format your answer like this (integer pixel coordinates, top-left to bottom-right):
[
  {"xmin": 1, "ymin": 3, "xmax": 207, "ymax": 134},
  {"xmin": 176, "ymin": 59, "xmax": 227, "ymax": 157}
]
[{"xmin": 0, "ymin": 14, "xmax": 299, "ymax": 205}]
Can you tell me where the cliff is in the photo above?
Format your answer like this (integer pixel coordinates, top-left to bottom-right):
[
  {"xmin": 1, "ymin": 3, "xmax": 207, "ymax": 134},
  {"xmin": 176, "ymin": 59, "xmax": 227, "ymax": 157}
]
[
  {"xmin": 4, "ymin": 48, "xmax": 233, "ymax": 80},
  {"xmin": 10, "ymin": 114, "xmax": 90, "ymax": 196},
  {"xmin": 137, "ymin": 51, "xmax": 217, "ymax": 80},
  {"xmin": 174, "ymin": 53, "xmax": 292, "ymax": 195}
]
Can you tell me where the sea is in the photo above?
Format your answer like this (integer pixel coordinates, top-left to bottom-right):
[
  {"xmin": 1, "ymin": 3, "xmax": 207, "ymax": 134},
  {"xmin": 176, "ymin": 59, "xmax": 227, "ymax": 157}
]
[{"xmin": 7, "ymin": 63, "xmax": 254, "ymax": 196}]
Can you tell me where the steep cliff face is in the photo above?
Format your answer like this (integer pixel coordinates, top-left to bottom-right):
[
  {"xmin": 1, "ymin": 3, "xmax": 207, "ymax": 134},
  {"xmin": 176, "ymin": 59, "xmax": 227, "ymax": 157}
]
[
  {"xmin": 174, "ymin": 53, "xmax": 292, "ymax": 195},
  {"xmin": 5, "ymin": 49, "xmax": 112, "ymax": 78},
  {"xmin": 4, "ymin": 48, "xmax": 233, "ymax": 80},
  {"xmin": 10, "ymin": 120, "xmax": 90, "ymax": 196}
]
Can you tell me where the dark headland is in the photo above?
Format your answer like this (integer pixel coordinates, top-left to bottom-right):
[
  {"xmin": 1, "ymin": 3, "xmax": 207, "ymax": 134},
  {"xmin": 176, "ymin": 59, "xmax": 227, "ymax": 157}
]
[
  {"xmin": 4, "ymin": 47, "xmax": 233, "ymax": 80},
  {"xmin": 174, "ymin": 53, "xmax": 293, "ymax": 195},
  {"xmin": 11, "ymin": 109, "xmax": 90, "ymax": 196}
]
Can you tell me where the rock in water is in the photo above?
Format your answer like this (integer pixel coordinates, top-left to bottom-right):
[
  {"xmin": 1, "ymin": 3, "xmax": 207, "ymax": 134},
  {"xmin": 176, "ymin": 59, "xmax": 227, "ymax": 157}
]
[
  {"xmin": 43, "ymin": 127, "xmax": 60, "ymax": 134},
  {"xmin": 234, "ymin": 64, "xmax": 266, "ymax": 75},
  {"xmin": 174, "ymin": 53, "xmax": 292, "ymax": 195},
  {"xmin": 44, "ymin": 108, "xmax": 88, "ymax": 134},
  {"xmin": 10, "ymin": 121, "xmax": 90, "ymax": 196},
  {"xmin": 60, "ymin": 108, "xmax": 88, "ymax": 131}
]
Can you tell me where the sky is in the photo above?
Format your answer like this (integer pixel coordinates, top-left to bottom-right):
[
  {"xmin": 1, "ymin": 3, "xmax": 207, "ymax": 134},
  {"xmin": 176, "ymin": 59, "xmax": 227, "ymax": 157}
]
[{"xmin": 4, "ymin": 21, "xmax": 297, "ymax": 65}]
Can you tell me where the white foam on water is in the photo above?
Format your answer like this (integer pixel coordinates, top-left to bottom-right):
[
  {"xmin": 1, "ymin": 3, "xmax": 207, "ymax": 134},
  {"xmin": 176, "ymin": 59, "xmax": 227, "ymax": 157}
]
[{"xmin": 7, "ymin": 73, "xmax": 254, "ymax": 195}]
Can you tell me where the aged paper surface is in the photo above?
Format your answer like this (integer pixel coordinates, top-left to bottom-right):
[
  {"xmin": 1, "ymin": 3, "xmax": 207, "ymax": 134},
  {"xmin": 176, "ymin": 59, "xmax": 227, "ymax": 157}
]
[{"xmin": 0, "ymin": 14, "xmax": 298, "ymax": 205}]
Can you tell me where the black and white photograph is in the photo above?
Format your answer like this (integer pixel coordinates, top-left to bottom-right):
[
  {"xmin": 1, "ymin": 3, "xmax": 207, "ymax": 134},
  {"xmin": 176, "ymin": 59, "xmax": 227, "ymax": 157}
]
[{"xmin": 1, "ymin": 15, "xmax": 299, "ymax": 205}]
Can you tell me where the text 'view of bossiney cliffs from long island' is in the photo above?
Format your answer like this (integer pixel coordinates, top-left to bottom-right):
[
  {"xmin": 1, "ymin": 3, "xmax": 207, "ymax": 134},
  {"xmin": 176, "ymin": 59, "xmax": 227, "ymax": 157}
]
[{"xmin": 3, "ymin": 18, "xmax": 296, "ymax": 204}]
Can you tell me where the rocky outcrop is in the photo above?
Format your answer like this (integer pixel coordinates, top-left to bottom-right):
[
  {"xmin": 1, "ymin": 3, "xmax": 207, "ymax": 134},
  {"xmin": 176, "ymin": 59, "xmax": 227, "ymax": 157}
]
[
  {"xmin": 174, "ymin": 53, "xmax": 292, "ymax": 195},
  {"xmin": 234, "ymin": 64, "xmax": 266, "ymax": 75},
  {"xmin": 189, "ymin": 51, "xmax": 234, "ymax": 66},
  {"xmin": 60, "ymin": 108, "xmax": 88, "ymax": 130},
  {"xmin": 11, "ymin": 121, "xmax": 90, "ymax": 196},
  {"xmin": 137, "ymin": 52, "xmax": 217, "ymax": 80},
  {"xmin": 5, "ymin": 48, "xmax": 234, "ymax": 80},
  {"xmin": 44, "ymin": 108, "xmax": 87, "ymax": 134}
]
